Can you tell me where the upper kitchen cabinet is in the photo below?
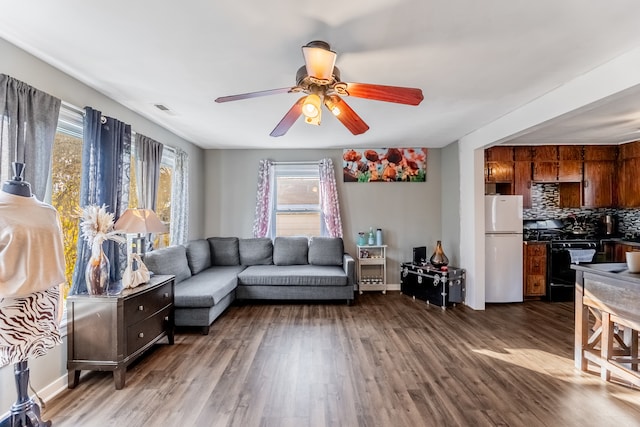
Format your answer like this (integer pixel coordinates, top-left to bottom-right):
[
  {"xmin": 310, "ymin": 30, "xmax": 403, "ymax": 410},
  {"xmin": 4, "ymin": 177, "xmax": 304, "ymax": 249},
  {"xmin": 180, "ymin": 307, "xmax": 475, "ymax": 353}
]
[
  {"xmin": 513, "ymin": 147, "xmax": 533, "ymax": 208},
  {"xmin": 532, "ymin": 146, "xmax": 559, "ymax": 182},
  {"xmin": 532, "ymin": 145, "xmax": 583, "ymax": 182},
  {"xmin": 618, "ymin": 141, "xmax": 640, "ymax": 207},
  {"xmin": 485, "ymin": 146, "xmax": 514, "ymax": 183},
  {"xmin": 583, "ymin": 145, "xmax": 617, "ymax": 208},
  {"xmin": 557, "ymin": 146, "xmax": 583, "ymax": 182}
]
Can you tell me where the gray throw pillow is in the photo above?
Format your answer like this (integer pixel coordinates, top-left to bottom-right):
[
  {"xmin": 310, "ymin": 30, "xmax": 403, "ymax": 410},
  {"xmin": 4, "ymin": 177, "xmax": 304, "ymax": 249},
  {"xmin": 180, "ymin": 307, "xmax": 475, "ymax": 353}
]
[
  {"xmin": 185, "ymin": 239, "xmax": 212, "ymax": 274},
  {"xmin": 143, "ymin": 245, "xmax": 192, "ymax": 284},
  {"xmin": 273, "ymin": 236, "xmax": 309, "ymax": 265},
  {"xmin": 208, "ymin": 237, "xmax": 240, "ymax": 266},
  {"xmin": 308, "ymin": 237, "xmax": 344, "ymax": 266},
  {"xmin": 239, "ymin": 238, "xmax": 273, "ymax": 266}
]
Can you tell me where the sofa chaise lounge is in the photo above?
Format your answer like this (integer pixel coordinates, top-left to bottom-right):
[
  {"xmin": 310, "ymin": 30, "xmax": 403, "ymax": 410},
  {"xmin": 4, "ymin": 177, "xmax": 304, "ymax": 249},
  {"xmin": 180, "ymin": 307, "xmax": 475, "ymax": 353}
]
[{"xmin": 144, "ymin": 236, "xmax": 355, "ymax": 334}]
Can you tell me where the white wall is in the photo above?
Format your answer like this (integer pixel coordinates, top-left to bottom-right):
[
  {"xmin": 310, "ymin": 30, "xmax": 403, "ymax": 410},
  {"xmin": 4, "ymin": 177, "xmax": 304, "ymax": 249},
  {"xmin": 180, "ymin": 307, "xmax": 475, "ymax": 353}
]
[
  {"xmin": 0, "ymin": 37, "xmax": 206, "ymax": 413},
  {"xmin": 440, "ymin": 141, "xmax": 461, "ymax": 267},
  {"xmin": 204, "ymin": 148, "xmax": 445, "ymax": 285}
]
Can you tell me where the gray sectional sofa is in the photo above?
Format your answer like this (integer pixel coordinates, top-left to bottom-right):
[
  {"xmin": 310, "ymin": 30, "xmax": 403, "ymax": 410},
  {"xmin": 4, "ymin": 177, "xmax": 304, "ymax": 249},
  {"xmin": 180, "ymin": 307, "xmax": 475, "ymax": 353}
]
[{"xmin": 144, "ymin": 236, "xmax": 355, "ymax": 334}]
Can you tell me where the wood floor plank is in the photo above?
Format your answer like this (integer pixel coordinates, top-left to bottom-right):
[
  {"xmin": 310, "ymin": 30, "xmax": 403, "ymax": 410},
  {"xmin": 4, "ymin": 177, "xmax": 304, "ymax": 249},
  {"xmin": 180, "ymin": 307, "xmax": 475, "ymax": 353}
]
[{"xmin": 39, "ymin": 293, "xmax": 640, "ymax": 427}]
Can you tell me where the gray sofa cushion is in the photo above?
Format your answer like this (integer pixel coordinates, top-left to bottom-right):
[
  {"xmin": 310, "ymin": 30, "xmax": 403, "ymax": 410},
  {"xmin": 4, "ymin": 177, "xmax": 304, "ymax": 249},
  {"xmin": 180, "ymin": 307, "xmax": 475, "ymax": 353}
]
[
  {"xmin": 143, "ymin": 245, "xmax": 192, "ymax": 284},
  {"xmin": 238, "ymin": 265, "xmax": 347, "ymax": 286},
  {"xmin": 185, "ymin": 239, "xmax": 212, "ymax": 274},
  {"xmin": 239, "ymin": 238, "xmax": 273, "ymax": 266},
  {"xmin": 273, "ymin": 236, "xmax": 308, "ymax": 265},
  {"xmin": 174, "ymin": 266, "xmax": 244, "ymax": 307},
  {"xmin": 208, "ymin": 237, "xmax": 240, "ymax": 266},
  {"xmin": 308, "ymin": 237, "xmax": 344, "ymax": 266}
]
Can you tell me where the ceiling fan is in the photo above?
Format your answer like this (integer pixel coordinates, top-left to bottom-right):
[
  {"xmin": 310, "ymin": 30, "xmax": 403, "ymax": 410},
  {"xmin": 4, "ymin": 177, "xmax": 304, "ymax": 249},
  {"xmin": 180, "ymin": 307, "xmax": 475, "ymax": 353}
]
[{"xmin": 215, "ymin": 41, "xmax": 424, "ymax": 137}]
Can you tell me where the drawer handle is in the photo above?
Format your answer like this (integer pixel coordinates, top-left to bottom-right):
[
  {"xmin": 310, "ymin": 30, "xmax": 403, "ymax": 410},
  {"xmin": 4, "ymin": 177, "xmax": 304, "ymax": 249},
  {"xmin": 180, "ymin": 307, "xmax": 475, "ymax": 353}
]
[
  {"xmin": 164, "ymin": 316, "xmax": 169, "ymax": 322},
  {"xmin": 138, "ymin": 305, "xmax": 144, "ymax": 311},
  {"xmin": 163, "ymin": 292, "xmax": 169, "ymax": 298},
  {"xmin": 138, "ymin": 332, "xmax": 144, "ymax": 338}
]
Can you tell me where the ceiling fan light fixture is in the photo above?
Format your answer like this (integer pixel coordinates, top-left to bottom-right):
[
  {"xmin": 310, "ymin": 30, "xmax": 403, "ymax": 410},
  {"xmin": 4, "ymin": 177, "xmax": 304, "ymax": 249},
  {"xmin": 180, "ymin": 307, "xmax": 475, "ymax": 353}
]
[
  {"xmin": 324, "ymin": 97, "xmax": 341, "ymax": 116},
  {"xmin": 302, "ymin": 94, "xmax": 322, "ymax": 125},
  {"xmin": 302, "ymin": 41, "xmax": 336, "ymax": 81}
]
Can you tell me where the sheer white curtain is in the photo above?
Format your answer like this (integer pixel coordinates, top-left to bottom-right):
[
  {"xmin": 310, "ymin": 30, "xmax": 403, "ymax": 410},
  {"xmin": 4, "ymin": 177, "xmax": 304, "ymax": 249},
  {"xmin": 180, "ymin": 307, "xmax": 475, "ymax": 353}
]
[
  {"xmin": 319, "ymin": 158, "xmax": 343, "ymax": 237},
  {"xmin": 170, "ymin": 148, "xmax": 189, "ymax": 245},
  {"xmin": 252, "ymin": 159, "xmax": 273, "ymax": 238}
]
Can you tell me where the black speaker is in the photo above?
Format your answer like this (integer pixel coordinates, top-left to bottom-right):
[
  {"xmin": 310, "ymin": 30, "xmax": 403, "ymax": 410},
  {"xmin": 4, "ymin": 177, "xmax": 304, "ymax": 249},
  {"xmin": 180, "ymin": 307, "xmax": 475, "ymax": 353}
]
[{"xmin": 413, "ymin": 246, "xmax": 427, "ymax": 265}]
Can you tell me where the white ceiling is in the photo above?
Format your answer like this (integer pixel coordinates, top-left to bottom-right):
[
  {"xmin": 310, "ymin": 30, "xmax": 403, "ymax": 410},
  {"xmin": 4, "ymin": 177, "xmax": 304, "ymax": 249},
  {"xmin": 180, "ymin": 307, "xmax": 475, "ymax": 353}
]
[{"xmin": 2, "ymin": 1, "xmax": 640, "ymax": 150}]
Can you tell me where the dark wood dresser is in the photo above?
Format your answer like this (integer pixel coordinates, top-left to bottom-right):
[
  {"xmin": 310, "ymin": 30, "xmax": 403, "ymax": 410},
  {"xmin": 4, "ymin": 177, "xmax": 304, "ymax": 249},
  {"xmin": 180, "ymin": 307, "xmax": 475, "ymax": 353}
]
[{"xmin": 67, "ymin": 275, "xmax": 175, "ymax": 389}]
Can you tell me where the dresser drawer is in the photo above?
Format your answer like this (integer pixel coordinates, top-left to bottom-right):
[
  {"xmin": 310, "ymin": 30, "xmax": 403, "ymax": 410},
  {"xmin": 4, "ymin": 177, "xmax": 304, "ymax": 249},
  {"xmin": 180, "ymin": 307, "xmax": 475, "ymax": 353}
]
[
  {"xmin": 124, "ymin": 281, "xmax": 173, "ymax": 325},
  {"xmin": 126, "ymin": 306, "xmax": 172, "ymax": 355}
]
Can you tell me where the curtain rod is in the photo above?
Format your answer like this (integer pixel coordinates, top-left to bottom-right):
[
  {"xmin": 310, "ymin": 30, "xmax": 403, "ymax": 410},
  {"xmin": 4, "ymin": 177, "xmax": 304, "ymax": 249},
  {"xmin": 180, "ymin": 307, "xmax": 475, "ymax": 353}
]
[
  {"xmin": 61, "ymin": 101, "xmax": 179, "ymax": 153},
  {"xmin": 273, "ymin": 160, "xmax": 321, "ymax": 165}
]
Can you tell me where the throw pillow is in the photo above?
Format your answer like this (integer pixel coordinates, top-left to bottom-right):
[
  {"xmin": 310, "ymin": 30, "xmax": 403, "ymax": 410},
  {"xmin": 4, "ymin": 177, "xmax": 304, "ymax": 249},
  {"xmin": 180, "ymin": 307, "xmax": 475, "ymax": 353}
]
[
  {"xmin": 143, "ymin": 245, "xmax": 192, "ymax": 284},
  {"xmin": 239, "ymin": 238, "xmax": 273, "ymax": 265},
  {"xmin": 185, "ymin": 239, "xmax": 212, "ymax": 274},
  {"xmin": 308, "ymin": 237, "xmax": 344, "ymax": 266},
  {"xmin": 273, "ymin": 236, "xmax": 309, "ymax": 265},
  {"xmin": 208, "ymin": 237, "xmax": 240, "ymax": 266}
]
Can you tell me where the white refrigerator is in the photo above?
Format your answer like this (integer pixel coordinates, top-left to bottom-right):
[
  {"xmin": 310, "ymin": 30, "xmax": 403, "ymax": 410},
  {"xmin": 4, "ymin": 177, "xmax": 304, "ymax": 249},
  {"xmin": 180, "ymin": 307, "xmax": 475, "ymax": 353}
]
[{"xmin": 485, "ymin": 195, "xmax": 523, "ymax": 303}]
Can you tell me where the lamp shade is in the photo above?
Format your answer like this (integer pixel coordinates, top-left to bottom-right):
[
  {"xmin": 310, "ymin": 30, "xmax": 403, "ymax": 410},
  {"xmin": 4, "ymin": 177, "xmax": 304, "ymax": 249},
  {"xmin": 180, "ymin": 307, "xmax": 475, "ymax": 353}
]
[{"xmin": 114, "ymin": 208, "xmax": 167, "ymax": 234}]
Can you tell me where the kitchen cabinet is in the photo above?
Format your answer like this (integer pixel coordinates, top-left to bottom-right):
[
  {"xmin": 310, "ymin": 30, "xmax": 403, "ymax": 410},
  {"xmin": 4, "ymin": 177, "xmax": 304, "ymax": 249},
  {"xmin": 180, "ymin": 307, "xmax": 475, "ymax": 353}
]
[
  {"xmin": 557, "ymin": 146, "xmax": 583, "ymax": 182},
  {"xmin": 617, "ymin": 141, "xmax": 640, "ymax": 207},
  {"xmin": 485, "ymin": 146, "xmax": 514, "ymax": 184},
  {"xmin": 513, "ymin": 146, "xmax": 533, "ymax": 208},
  {"xmin": 583, "ymin": 161, "xmax": 615, "ymax": 207},
  {"xmin": 523, "ymin": 242, "xmax": 548, "ymax": 298},
  {"xmin": 513, "ymin": 161, "xmax": 532, "ymax": 208},
  {"xmin": 583, "ymin": 146, "xmax": 617, "ymax": 208},
  {"xmin": 532, "ymin": 145, "xmax": 583, "ymax": 182},
  {"xmin": 532, "ymin": 146, "xmax": 558, "ymax": 182},
  {"xmin": 613, "ymin": 243, "xmax": 640, "ymax": 263},
  {"xmin": 558, "ymin": 182, "xmax": 581, "ymax": 208}
]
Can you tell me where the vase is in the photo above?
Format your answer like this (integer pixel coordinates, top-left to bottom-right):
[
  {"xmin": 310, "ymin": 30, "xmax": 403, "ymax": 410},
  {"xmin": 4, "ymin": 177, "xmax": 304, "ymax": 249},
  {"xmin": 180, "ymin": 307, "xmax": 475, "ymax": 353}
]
[
  {"xmin": 430, "ymin": 240, "xmax": 449, "ymax": 268},
  {"xmin": 85, "ymin": 248, "xmax": 110, "ymax": 295}
]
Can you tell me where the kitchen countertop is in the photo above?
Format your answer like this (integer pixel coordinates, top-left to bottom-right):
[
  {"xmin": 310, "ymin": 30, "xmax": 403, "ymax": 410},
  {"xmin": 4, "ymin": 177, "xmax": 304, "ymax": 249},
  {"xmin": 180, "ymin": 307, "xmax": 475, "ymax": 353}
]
[{"xmin": 571, "ymin": 262, "xmax": 640, "ymax": 283}]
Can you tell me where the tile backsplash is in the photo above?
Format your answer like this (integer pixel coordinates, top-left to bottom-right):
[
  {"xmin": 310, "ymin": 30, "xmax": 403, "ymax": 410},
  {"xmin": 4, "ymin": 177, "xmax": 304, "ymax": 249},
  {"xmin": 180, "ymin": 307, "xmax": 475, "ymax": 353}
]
[{"xmin": 522, "ymin": 183, "xmax": 640, "ymax": 237}]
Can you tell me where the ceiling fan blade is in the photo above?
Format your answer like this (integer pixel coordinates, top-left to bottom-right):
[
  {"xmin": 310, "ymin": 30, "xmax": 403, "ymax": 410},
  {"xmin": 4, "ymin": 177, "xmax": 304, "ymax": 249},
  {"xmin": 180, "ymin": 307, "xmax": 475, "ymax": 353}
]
[
  {"xmin": 341, "ymin": 83, "xmax": 424, "ymax": 106},
  {"xmin": 270, "ymin": 96, "xmax": 306, "ymax": 137},
  {"xmin": 325, "ymin": 95, "xmax": 369, "ymax": 135},
  {"xmin": 215, "ymin": 87, "xmax": 294, "ymax": 103}
]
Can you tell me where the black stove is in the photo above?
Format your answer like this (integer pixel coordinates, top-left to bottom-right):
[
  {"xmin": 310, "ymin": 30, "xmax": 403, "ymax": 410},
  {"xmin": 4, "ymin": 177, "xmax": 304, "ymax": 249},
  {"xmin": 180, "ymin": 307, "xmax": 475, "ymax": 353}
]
[{"xmin": 549, "ymin": 239, "xmax": 599, "ymax": 302}]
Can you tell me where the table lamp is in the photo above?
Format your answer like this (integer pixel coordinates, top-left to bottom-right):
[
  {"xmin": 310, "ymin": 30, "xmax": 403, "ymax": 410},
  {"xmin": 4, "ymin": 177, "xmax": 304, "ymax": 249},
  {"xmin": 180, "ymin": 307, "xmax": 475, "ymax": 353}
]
[{"xmin": 114, "ymin": 208, "xmax": 167, "ymax": 256}]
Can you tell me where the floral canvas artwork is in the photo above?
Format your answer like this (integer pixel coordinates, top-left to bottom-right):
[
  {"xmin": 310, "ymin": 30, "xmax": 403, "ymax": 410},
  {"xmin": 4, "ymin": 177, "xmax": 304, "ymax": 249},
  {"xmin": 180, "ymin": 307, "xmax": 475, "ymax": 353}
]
[{"xmin": 343, "ymin": 148, "xmax": 428, "ymax": 182}]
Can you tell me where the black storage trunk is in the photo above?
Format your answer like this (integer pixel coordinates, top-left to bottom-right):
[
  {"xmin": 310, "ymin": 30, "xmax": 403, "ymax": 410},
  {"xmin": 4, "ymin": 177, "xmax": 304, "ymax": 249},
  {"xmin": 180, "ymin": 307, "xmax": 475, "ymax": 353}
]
[{"xmin": 400, "ymin": 262, "xmax": 465, "ymax": 308}]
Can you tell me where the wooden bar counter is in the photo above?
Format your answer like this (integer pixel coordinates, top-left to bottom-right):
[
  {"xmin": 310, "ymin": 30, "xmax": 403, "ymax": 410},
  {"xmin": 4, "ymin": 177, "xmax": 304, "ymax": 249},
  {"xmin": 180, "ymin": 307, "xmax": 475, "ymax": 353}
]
[{"xmin": 572, "ymin": 263, "xmax": 640, "ymax": 387}]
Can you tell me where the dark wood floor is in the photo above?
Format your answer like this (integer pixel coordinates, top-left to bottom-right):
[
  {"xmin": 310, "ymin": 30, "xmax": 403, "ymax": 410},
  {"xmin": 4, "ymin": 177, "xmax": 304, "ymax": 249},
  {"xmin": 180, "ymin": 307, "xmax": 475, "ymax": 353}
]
[{"xmin": 44, "ymin": 293, "xmax": 640, "ymax": 426}]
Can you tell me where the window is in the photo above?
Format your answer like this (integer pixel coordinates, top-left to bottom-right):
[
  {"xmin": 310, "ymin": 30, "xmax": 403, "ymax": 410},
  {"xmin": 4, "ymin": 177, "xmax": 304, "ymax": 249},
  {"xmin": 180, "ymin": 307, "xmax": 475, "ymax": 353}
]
[
  {"xmin": 129, "ymin": 140, "xmax": 174, "ymax": 249},
  {"xmin": 50, "ymin": 105, "xmax": 84, "ymax": 297},
  {"xmin": 271, "ymin": 163, "xmax": 324, "ymax": 238}
]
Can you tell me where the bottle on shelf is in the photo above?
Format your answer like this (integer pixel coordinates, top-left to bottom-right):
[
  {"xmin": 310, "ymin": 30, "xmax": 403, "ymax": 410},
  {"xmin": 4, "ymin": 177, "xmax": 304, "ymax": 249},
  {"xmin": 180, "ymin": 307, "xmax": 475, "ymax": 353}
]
[
  {"xmin": 368, "ymin": 227, "xmax": 375, "ymax": 245},
  {"xmin": 376, "ymin": 228, "xmax": 383, "ymax": 246}
]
